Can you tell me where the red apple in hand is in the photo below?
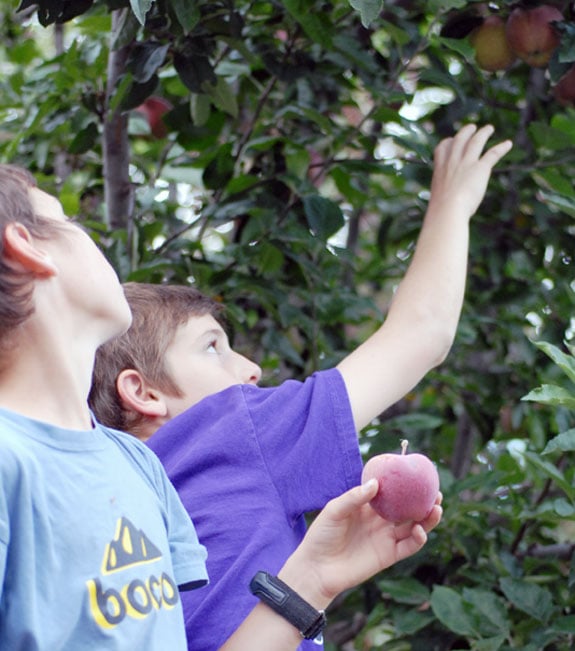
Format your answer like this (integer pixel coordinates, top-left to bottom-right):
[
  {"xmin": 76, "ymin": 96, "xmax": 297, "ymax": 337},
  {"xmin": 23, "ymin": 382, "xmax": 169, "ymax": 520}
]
[{"xmin": 362, "ymin": 440, "xmax": 440, "ymax": 523}]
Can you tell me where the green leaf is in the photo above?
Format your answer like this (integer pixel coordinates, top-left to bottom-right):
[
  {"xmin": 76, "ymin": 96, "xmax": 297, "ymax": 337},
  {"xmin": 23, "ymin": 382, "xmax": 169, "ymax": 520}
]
[
  {"xmin": 128, "ymin": 42, "xmax": 169, "ymax": 83},
  {"xmin": 303, "ymin": 195, "xmax": 344, "ymax": 240},
  {"xmin": 532, "ymin": 340, "xmax": 575, "ymax": 384},
  {"xmin": 377, "ymin": 577, "xmax": 430, "ymax": 605},
  {"xmin": 202, "ymin": 143, "xmax": 234, "ymax": 190},
  {"xmin": 348, "ymin": 0, "xmax": 383, "ymax": 27},
  {"xmin": 538, "ymin": 190, "xmax": 575, "ymax": 219},
  {"xmin": 462, "ymin": 588, "xmax": 510, "ymax": 637},
  {"xmin": 174, "ymin": 51, "xmax": 217, "ymax": 93},
  {"xmin": 381, "ymin": 413, "xmax": 444, "ymax": 432},
  {"xmin": 522, "ymin": 384, "xmax": 575, "ymax": 410},
  {"xmin": 119, "ymin": 75, "xmax": 159, "ymax": 111},
  {"xmin": 253, "ymin": 242, "xmax": 285, "ymax": 275},
  {"xmin": 553, "ymin": 498, "xmax": 575, "ymax": 517},
  {"xmin": 170, "ymin": 0, "xmax": 200, "ymax": 34},
  {"xmin": 499, "ymin": 577, "xmax": 554, "ymax": 624},
  {"xmin": 428, "ymin": 0, "xmax": 468, "ymax": 11},
  {"xmin": 29, "ymin": 0, "xmax": 93, "ymax": 26},
  {"xmin": 523, "ymin": 451, "xmax": 575, "ymax": 501},
  {"xmin": 472, "ymin": 637, "xmax": 506, "ymax": 651},
  {"xmin": 285, "ymin": 145, "xmax": 310, "ymax": 181},
  {"xmin": 202, "ymin": 77, "xmax": 238, "ymax": 119},
  {"xmin": 10, "ymin": 39, "xmax": 40, "ymax": 65},
  {"xmin": 529, "ymin": 122, "xmax": 575, "ymax": 151},
  {"xmin": 130, "ymin": 0, "xmax": 154, "ymax": 26},
  {"xmin": 552, "ymin": 615, "xmax": 575, "ymax": 633},
  {"xmin": 430, "ymin": 586, "xmax": 479, "ymax": 637},
  {"xmin": 543, "ymin": 429, "xmax": 575, "ymax": 454},
  {"xmin": 282, "ymin": 0, "xmax": 333, "ymax": 48},
  {"xmin": 68, "ymin": 122, "xmax": 99, "ymax": 154},
  {"xmin": 393, "ymin": 608, "xmax": 435, "ymax": 635},
  {"xmin": 190, "ymin": 93, "xmax": 211, "ymax": 127}
]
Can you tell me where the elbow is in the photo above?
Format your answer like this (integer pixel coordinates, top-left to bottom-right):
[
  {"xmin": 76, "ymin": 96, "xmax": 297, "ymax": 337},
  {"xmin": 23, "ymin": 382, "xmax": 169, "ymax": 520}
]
[
  {"xmin": 427, "ymin": 323, "xmax": 457, "ymax": 368},
  {"xmin": 414, "ymin": 311, "xmax": 457, "ymax": 369}
]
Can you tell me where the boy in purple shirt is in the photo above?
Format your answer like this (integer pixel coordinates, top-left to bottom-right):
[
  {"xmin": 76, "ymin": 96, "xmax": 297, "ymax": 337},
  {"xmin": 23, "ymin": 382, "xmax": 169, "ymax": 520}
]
[
  {"xmin": 90, "ymin": 124, "xmax": 511, "ymax": 650},
  {"xmin": 0, "ymin": 162, "xmax": 442, "ymax": 651}
]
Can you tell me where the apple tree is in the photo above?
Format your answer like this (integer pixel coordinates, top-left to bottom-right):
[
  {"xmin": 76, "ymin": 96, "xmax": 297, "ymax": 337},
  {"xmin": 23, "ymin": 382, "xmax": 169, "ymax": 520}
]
[{"xmin": 1, "ymin": 0, "xmax": 575, "ymax": 648}]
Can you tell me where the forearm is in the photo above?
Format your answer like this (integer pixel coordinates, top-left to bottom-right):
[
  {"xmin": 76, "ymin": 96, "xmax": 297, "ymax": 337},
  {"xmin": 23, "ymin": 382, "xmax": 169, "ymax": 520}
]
[
  {"xmin": 338, "ymin": 202, "xmax": 470, "ymax": 430},
  {"xmin": 385, "ymin": 195, "xmax": 472, "ymax": 354},
  {"xmin": 217, "ymin": 602, "xmax": 307, "ymax": 651}
]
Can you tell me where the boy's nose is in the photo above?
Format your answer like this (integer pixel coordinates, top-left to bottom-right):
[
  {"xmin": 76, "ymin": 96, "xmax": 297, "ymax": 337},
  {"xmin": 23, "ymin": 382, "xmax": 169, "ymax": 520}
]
[{"xmin": 238, "ymin": 354, "xmax": 262, "ymax": 385}]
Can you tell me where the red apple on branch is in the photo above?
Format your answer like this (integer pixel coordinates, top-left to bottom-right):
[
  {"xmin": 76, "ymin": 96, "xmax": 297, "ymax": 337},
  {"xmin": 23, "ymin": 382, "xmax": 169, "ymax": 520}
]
[
  {"xmin": 361, "ymin": 439, "xmax": 440, "ymax": 524},
  {"xmin": 505, "ymin": 4, "xmax": 563, "ymax": 67},
  {"xmin": 135, "ymin": 96, "xmax": 173, "ymax": 139},
  {"xmin": 553, "ymin": 64, "xmax": 575, "ymax": 106}
]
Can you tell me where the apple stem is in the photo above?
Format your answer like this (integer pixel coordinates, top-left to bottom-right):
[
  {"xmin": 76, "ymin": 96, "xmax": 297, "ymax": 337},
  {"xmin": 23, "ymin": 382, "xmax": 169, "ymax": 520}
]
[{"xmin": 400, "ymin": 439, "xmax": 409, "ymax": 455}]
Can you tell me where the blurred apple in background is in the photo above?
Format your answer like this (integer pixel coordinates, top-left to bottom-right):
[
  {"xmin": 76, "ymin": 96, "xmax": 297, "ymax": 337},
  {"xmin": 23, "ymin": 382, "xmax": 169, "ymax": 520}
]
[
  {"xmin": 136, "ymin": 96, "xmax": 173, "ymax": 139},
  {"xmin": 505, "ymin": 4, "xmax": 563, "ymax": 67},
  {"xmin": 553, "ymin": 64, "xmax": 575, "ymax": 106},
  {"xmin": 471, "ymin": 15, "xmax": 517, "ymax": 72}
]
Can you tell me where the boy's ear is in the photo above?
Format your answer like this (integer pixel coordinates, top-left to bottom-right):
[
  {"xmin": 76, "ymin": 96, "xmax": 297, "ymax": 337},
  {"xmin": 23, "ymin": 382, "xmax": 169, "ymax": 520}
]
[
  {"xmin": 116, "ymin": 369, "xmax": 168, "ymax": 418},
  {"xmin": 3, "ymin": 222, "xmax": 58, "ymax": 276}
]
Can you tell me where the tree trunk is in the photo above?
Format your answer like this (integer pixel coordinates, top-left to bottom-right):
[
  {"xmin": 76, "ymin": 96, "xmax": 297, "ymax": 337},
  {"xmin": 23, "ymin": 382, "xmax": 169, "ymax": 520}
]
[{"xmin": 103, "ymin": 9, "xmax": 133, "ymax": 231}]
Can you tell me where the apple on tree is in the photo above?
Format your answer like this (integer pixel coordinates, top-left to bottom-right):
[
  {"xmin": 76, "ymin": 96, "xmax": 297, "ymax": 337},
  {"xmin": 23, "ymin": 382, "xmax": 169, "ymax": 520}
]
[
  {"xmin": 470, "ymin": 15, "xmax": 517, "ymax": 72},
  {"xmin": 505, "ymin": 4, "xmax": 564, "ymax": 67},
  {"xmin": 135, "ymin": 96, "xmax": 173, "ymax": 139},
  {"xmin": 361, "ymin": 439, "xmax": 440, "ymax": 524},
  {"xmin": 553, "ymin": 64, "xmax": 575, "ymax": 106}
]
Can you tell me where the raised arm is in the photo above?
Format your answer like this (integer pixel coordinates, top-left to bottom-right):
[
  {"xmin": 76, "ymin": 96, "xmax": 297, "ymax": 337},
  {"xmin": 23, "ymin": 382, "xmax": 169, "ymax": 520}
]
[
  {"xmin": 337, "ymin": 124, "xmax": 512, "ymax": 430},
  {"xmin": 218, "ymin": 481, "xmax": 442, "ymax": 651}
]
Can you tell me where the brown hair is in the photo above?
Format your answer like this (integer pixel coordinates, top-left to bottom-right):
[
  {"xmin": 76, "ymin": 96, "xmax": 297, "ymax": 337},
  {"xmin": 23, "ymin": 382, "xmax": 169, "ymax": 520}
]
[
  {"xmin": 89, "ymin": 282, "xmax": 224, "ymax": 435},
  {"xmin": 0, "ymin": 164, "xmax": 62, "ymax": 342}
]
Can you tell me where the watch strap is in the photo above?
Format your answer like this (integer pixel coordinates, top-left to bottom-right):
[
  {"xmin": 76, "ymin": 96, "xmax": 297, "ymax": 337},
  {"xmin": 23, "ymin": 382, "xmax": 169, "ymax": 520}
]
[{"xmin": 249, "ymin": 570, "xmax": 327, "ymax": 640}]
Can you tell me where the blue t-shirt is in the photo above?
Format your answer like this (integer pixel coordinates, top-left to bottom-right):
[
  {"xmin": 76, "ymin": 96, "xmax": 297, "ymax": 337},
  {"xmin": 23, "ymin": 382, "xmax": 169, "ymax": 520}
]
[
  {"xmin": 0, "ymin": 408, "xmax": 208, "ymax": 650},
  {"xmin": 148, "ymin": 368, "xmax": 362, "ymax": 651}
]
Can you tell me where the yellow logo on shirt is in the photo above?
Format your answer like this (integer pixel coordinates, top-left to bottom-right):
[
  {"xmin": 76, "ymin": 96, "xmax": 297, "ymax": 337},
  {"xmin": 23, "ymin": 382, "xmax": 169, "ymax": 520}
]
[{"xmin": 86, "ymin": 517, "xmax": 179, "ymax": 629}]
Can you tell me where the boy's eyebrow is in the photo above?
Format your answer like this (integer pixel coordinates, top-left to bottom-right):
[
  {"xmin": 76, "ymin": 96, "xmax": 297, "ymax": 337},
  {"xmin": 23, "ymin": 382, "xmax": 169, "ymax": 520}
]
[{"xmin": 201, "ymin": 327, "xmax": 227, "ymax": 339}]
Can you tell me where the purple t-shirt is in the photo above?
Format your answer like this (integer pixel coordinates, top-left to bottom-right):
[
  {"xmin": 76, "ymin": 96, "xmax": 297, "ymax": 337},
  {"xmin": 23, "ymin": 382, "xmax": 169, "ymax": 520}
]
[{"xmin": 147, "ymin": 368, "xmax": 362, "ymax": 651}]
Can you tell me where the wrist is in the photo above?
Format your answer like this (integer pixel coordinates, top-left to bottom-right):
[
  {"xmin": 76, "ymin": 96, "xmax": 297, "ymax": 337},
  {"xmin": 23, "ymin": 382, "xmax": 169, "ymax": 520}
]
[
  {"xmin": 249, "ymin": 571, "xmax": 327, "ymax": 640},
  {"xmin": 276, "ymin": 557, "xmax": 333, "ymax": 611}
]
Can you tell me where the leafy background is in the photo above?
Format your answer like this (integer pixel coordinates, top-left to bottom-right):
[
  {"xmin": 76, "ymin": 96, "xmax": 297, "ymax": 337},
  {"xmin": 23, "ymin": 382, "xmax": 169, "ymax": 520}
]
[{"xmin": 2, "ymin": 0, "xmax": 575, "ymax": 648}]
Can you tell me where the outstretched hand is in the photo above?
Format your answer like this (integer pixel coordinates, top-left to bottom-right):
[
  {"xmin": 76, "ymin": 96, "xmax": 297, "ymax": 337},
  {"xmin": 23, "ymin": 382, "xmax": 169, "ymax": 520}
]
[
  {"xmin": 280, "ymin": 480, "xmax": 442, "ymax": 608},
  {"xmin": 429, "ymin": 123, "xmax": 512, "ymax": 219}
]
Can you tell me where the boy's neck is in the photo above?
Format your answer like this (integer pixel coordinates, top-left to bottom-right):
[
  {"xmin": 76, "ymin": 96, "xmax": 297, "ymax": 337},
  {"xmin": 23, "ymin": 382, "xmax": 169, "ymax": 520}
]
[{"xmin": 0, "ymin": 323, "xmax": 96, "ymax": 430}]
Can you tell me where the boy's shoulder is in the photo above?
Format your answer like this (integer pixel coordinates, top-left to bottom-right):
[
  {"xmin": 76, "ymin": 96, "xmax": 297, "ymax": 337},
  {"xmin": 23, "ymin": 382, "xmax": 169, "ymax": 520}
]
[{"xmin": 95, "ymin": 420, "xmax": 168, "ymax": 486}]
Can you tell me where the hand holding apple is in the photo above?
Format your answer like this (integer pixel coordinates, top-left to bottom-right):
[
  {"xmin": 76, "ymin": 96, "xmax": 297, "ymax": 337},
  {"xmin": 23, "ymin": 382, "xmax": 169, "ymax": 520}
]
[{"xmin": 361, "ymin": 440, "xmax": 440, "ymax": 524}]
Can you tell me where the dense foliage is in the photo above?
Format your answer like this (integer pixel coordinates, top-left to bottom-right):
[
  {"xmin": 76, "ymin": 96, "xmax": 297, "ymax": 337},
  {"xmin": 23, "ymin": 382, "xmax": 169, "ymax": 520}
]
[{"xmin": 1, "ymin": 0, "xmax": 575, "ymax": 648}]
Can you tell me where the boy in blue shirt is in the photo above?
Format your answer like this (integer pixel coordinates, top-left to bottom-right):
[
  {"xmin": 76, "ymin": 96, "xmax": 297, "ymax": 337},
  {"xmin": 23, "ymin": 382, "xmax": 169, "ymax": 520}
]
[{"xmin": 90, "ymin": 124, "xmax": 511, "ymax": 650}]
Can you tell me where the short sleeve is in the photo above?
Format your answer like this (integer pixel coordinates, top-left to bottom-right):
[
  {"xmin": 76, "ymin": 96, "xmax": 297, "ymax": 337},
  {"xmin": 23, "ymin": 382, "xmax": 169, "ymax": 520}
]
[{"xmin": 245, "ymin": 368, "xmax": 363, "ymax": 517}]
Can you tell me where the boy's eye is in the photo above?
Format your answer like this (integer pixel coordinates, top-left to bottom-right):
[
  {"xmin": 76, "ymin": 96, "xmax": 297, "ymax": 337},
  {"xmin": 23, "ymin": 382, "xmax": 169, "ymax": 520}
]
[{"xmin": 207, "ymin": 341, "xmax": 218, "ymax": 353}]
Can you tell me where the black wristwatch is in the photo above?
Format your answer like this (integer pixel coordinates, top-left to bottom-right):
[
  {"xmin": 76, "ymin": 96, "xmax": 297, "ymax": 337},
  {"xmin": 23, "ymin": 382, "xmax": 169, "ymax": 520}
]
[{"xmin": 249, "ymin": 571, "xmax": 327, "ymax": 640}]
